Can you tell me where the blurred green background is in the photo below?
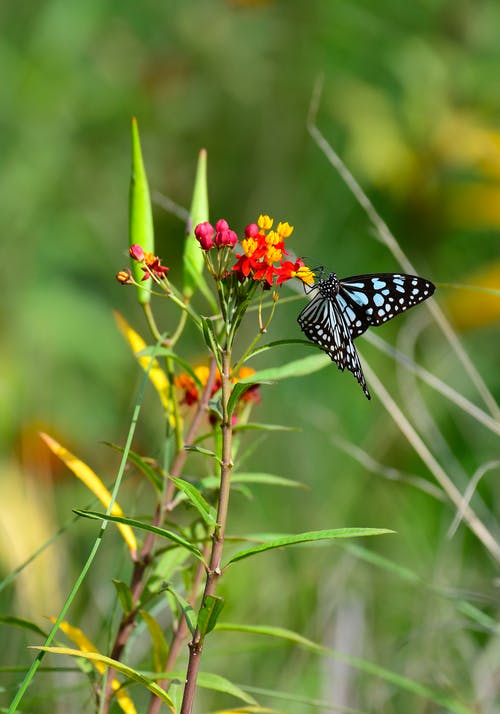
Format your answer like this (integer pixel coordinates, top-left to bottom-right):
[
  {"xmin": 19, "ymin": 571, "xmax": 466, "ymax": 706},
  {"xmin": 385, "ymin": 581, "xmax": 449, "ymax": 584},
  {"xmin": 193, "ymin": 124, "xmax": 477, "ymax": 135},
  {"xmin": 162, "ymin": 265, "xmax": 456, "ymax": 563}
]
[{"xmin": 1, "ymin": 1, "xmax": 500, "ymax": 712}]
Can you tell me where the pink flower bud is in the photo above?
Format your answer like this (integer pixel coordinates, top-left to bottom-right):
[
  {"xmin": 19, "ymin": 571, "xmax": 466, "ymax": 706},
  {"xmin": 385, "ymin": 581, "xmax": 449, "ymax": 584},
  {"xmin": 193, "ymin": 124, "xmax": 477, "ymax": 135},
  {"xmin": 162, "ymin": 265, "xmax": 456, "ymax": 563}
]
[
  {"xmin": 215, "ymin": 229, "xmax": 238, "ymax": 248},
  {"xmin": 129, "ymin": 244, "xmax": 145, "ymax": 262},
  {"xmin": 244, "ymin": 223, "xmax": 259, "ymax": 238},
  {"xmin": 194, "ymin": 222, "xmax": 214, "ymax": 251},
  {"xmin": 215, "ymin": 219, "xmax": 229, "ymax": 232}
]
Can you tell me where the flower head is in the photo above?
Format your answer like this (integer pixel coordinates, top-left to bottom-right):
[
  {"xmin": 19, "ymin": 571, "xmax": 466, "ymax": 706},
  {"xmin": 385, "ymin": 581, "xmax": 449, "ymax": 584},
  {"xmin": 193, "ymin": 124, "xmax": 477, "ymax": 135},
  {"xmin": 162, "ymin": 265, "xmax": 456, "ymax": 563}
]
[
  {"xmin": 232, "ymin": 215, "xmax": 312, "ymax": 287},
  {"xmin": 142, "ymin": 253, "xmax": 170, "ymax": 280},
  {"xmin": 175, "ymin": 365, "xmax": 222, "ymax": 406}
]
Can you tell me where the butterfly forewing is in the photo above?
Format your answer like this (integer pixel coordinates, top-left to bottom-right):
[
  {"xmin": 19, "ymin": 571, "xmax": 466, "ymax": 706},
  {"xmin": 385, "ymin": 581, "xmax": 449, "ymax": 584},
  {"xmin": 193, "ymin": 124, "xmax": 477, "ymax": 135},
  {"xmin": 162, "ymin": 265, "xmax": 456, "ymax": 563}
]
[
  {"xmin": 339, "ymin": 273, "xmax": 435, "ymax": 337},
  {"xmin": 297, "ymin": 270, "xmax": 435, "ymax": 399}
]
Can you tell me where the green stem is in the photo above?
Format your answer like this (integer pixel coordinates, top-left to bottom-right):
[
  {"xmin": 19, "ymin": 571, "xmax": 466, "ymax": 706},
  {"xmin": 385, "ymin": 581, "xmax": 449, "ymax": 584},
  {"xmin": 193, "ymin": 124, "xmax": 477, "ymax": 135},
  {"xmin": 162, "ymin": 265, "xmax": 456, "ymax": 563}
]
[
  {"xmin": 233, "ymin": 292, "xmax": 279, "ymax": 373},
  {"xmin": 179, "ymin": 348, "xmax": 234, "ymax": 714}
]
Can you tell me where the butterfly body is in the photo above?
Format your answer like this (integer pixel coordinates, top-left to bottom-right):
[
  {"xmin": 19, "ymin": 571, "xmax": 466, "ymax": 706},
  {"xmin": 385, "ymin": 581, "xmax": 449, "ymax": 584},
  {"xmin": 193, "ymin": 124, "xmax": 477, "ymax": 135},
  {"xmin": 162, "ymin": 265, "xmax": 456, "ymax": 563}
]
[{"xmin": 297, "ymin": 271, "xmax": 435, "ymax": 399}]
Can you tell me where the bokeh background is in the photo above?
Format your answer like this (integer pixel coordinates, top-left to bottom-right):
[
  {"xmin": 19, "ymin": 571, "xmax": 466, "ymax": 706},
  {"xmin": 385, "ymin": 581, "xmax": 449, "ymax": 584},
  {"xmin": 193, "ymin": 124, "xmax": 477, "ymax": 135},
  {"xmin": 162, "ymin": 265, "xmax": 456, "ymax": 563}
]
[{"xmin": 1, "ymin": 1, "xmax": 499, "ymax": 712}]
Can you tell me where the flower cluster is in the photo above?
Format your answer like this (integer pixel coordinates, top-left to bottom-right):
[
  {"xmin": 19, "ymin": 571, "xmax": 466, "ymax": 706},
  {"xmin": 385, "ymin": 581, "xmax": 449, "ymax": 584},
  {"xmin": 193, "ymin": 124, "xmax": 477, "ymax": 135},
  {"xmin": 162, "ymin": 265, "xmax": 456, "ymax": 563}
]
[
  {"xmin": 175, "ymin": 365, "xmax": 260, "ymax": 407},
  {"xmin": 129, "ymin": 244, "xmax": 170, "ymax": 280},
  {"xmin": 195, "ymin": 214, "xmax": 314, "ymax": 288},
  {"xmin": 195, "ymin": 219, "xmax": 238, "ymax": 251}
]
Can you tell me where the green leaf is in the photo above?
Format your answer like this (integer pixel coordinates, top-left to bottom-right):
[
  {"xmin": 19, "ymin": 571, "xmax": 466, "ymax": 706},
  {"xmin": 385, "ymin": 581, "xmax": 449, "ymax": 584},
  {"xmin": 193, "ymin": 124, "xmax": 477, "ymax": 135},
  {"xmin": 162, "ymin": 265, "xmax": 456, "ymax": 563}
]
[
  {"xmin": 159, "ymin": 670, "xmax": 258, "ymax": 706},
  {"xmin": 201, "ymin": 473, "xmax": 307, "ymax": 490},
  {"xmin": 104, "ymin": 442, "xmax": 163, "ymax": 492},
  {"xmin": 215, "ymin": 624, "xmax": 476, "ymax": 714},
  {"xmin": 197, "ymin": 595, "xmax": 225, "ymax": 639},
  {"xmin": 73, "ymin": 509, "xmax": 204, "ymax": 561},
  {"xmin": 169, "ymin": 476, "xmax": 217, "ymax": 526},
  {"xmin": 232, "ymin": 423, "xmax": 300, "ymax": 433},
  {"xmin": 33, "ymin": 647, "xmax": 175, "ymax": 711},
  {"xmin": 239, "ymin": 353, "xmax": 330, "ymax": 383},
  {"xmin": 227, "ymin": 382, "xmax": 259, "ymax": 419},
  {"xmin": 226, "ymin": 528, "xmax": 394, "ymax": 565},
  {"xmin": 112, "ymin": 580, "xmax": 133, "ymax": 615},
  {"xmin": 200, "ymin": 316, "xmax": 223, "ymax": 372},
  {"xmin": 184, "ymin": 445, "xmax": 221, "ymax": 463},
  {"xmin": 129, "ymin": 117, "xmax": 155, "ymax": 305},
  {"xmin": 164, "ymin": 584, "xmax": 196, "ymax": 637},
  {"xmin": 139, "ymin": 610, "xmax": 169, "ymax": 673},
  {"xmin": 183, "ymin": 149, "xmax": 215, "ymax": 306},
  {"xmin": 0, "ymin": 615, "xmax": 47, "ymax": 637},
  {"xmin": 247, "ymin": 339, "xmax": 316, "ymax": 360}
]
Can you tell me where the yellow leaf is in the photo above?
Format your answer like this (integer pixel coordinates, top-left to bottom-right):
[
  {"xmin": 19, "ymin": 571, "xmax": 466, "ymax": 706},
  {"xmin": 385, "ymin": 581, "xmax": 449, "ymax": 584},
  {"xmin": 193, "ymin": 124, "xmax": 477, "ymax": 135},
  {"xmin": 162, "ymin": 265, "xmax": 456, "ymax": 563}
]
[
  {"xmin": 34, "ymin": 645, "xmax": 174, "ymax": 712},
  {"xmin": 114, "ymin": 311, "xmax": 171, "ymax": 411},
  {"xmin": 50, "ymin": 621, "xmax": 138, "ymax": 714},
  {"xmin": 445, "ymin": 262, "xmax": 500, "ymax": 330},
  {"xmin": 40, "ymin": 433, "xmax": 137, "ymax": 557}
]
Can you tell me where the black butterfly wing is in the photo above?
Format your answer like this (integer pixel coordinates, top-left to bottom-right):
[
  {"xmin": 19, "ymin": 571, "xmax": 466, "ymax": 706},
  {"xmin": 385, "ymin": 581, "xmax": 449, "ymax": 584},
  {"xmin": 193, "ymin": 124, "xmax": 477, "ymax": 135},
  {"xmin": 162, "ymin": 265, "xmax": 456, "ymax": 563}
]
[
  {"xmin": 338, "ymin": 273, "xmax": 435, "ymax": 338},
  {"xmin": 297, "ymin": 293, "xmax": 370, "ymax": 399}
]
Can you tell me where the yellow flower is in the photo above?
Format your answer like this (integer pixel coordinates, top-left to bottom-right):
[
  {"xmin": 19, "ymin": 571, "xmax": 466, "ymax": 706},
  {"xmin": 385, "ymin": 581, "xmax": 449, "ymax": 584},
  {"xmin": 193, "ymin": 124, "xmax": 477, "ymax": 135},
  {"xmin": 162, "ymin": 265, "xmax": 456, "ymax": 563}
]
[
  {"xmin": 241, "ymin": 236, "xmax": 258, "ymax": 257},
  {"xmin": 258, "ymin": 214, "xmax": 273, "ymax": 231},
  {"xmin": 277, "ymin": 221, "xmax": 294, "ymax": 238},
  {"xmin": 295, "ymin": 264, "xmax": 315, "ymax": 285}
]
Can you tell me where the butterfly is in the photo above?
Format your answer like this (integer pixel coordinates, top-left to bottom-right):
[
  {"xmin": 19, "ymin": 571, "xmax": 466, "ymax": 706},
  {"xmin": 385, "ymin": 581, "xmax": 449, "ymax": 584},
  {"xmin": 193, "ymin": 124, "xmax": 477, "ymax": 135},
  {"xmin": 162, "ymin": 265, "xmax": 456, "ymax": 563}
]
[{"xmin": 297, "ymin": 270, "xmax": 435, "ymax": 399}]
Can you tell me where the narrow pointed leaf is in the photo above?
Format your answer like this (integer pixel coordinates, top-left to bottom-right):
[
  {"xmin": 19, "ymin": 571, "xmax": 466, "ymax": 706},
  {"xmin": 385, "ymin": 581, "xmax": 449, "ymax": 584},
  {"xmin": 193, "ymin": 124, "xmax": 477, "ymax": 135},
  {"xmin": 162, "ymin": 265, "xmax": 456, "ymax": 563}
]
[
  {"xmin": 227, "ymin": 528, "xmax": 394, "ymax": 565},
  {"xmin": 73, "ymin": 509, "xmax": 204, "ymax": 561},
  {"xmin": 183, "ymin": 149, "xmax": 215, "ymax": 306},
  {"xmin": 112, "ymin": 580, "xmax": 134, "ymax": 615},
  {"xmin": 215, "ymin": 624, "xmax": 476, "ymax": 714},
  {"xmin": 231, "ymin": 473, "xmax": 307, "ymax": 489},
  {"xmin": 34, "ymin": 647, "xmax": 174, "ymax": 711},
  {"xmin": 165, "ymin": 584, "xmax": 196, "ymax": 636},
  {"xmin": 41, "ymin": 433, "xmax": 137, "ymax": 557},
  {"xmin": 184, "ymin": 445, "xmax": 221, "ymax": 462},
  {"xmin": 247, "ymin": 339, "xmax": 316, "ymax": 360},
  {"xmin": 129, "ymin": 117, "xmax": 155, "ymax": 305},
  {"xmin": 239, "ymin": 354, "xmax": 330, "ymax": 383},
  {"xmin": 114, "ymin": 312, "xmax": 173, "ymax": 417},
  {"xmin": 227, "ymin": 382, "xmax": 259, "ymax": 419},
  {"xmin": 197, "ymin": 595, "xmax": 225, "ymax": 639},
  {"xmin": 161, "ymin": 670, "xmax": 258, "ymax": 706},
  {"xmin": 201, "ymin": 316, "xmax": 223, "ymax": 372},
  {"xmin": 232, "ymin": 423, "xmax": 300, "ymax": 433},
  {"xmin": 0, "ymin": 616, "xmax": 47, "ymax": 637},
  {"xmin": 139, "ymin": 610, "xmax": 169, "ymax": 673},
  {"xmin": 104, "ymin": 442, "xmax": 164, "ymax": 492},
  {"xmin": 50, "ymin": 621, "xmax": 138, "ymax": 714},
  {"xmin": 169, "ymin": 476, "xmax": 216, "ymax": 525}
]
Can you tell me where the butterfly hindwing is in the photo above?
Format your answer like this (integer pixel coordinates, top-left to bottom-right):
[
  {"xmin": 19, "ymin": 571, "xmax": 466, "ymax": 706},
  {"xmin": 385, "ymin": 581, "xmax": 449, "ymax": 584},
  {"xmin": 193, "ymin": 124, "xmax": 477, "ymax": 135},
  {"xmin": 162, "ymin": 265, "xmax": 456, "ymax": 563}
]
[{"xmin": 297, "ymin": 292, "xmax": 370, "ymax": 399}]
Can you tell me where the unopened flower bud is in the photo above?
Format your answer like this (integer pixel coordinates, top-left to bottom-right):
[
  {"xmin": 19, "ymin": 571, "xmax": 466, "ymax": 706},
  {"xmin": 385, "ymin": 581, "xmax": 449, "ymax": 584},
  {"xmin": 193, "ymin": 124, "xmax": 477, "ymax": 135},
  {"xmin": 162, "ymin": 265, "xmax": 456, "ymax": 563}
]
[
  {"xmin": 244, "ymin": 223, "xmax": 259, "ymax": 238},
  {"xmin": 215, "ymin": 218, "xmax": 229, "ymax": 232},
  {"xmin": 194, "ymin": 221, "xmax": 215, "ymax": 251},
  {"xmin": 215, "ymin": 229, "xmax": 238, "ymax": 248},
  {"xmin": 129, "ymin": 244, "xmax": 145, "ymax": 262},
  {"xmin": 116, "ymin": 269, "xmax": 133, "ymax": 284}
]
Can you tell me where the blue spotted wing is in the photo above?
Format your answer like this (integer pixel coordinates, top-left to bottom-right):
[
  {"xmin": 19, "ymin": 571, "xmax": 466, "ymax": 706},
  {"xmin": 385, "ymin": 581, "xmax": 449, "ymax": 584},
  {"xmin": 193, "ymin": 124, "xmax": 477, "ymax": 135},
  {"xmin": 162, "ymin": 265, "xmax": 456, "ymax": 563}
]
[{"xmin": 297, "ymin": 272, "xmax": 435, "ymax": 399}]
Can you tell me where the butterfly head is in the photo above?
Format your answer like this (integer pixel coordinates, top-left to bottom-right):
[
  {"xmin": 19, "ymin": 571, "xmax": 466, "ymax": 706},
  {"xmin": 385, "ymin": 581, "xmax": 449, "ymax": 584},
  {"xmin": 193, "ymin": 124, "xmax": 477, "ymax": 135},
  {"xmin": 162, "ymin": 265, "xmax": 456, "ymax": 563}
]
[{"xmin": 317, "ymin": 272, "xmax": 340, "ymax": 298}]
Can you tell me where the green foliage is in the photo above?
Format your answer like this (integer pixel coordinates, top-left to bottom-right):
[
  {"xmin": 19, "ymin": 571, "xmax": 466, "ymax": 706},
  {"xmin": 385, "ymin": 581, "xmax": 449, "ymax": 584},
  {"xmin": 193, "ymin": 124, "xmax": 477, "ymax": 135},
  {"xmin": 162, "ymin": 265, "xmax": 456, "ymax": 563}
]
[{"xmin": 3, "ymin": 3, "xmax": 500, "ymax": 712}]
